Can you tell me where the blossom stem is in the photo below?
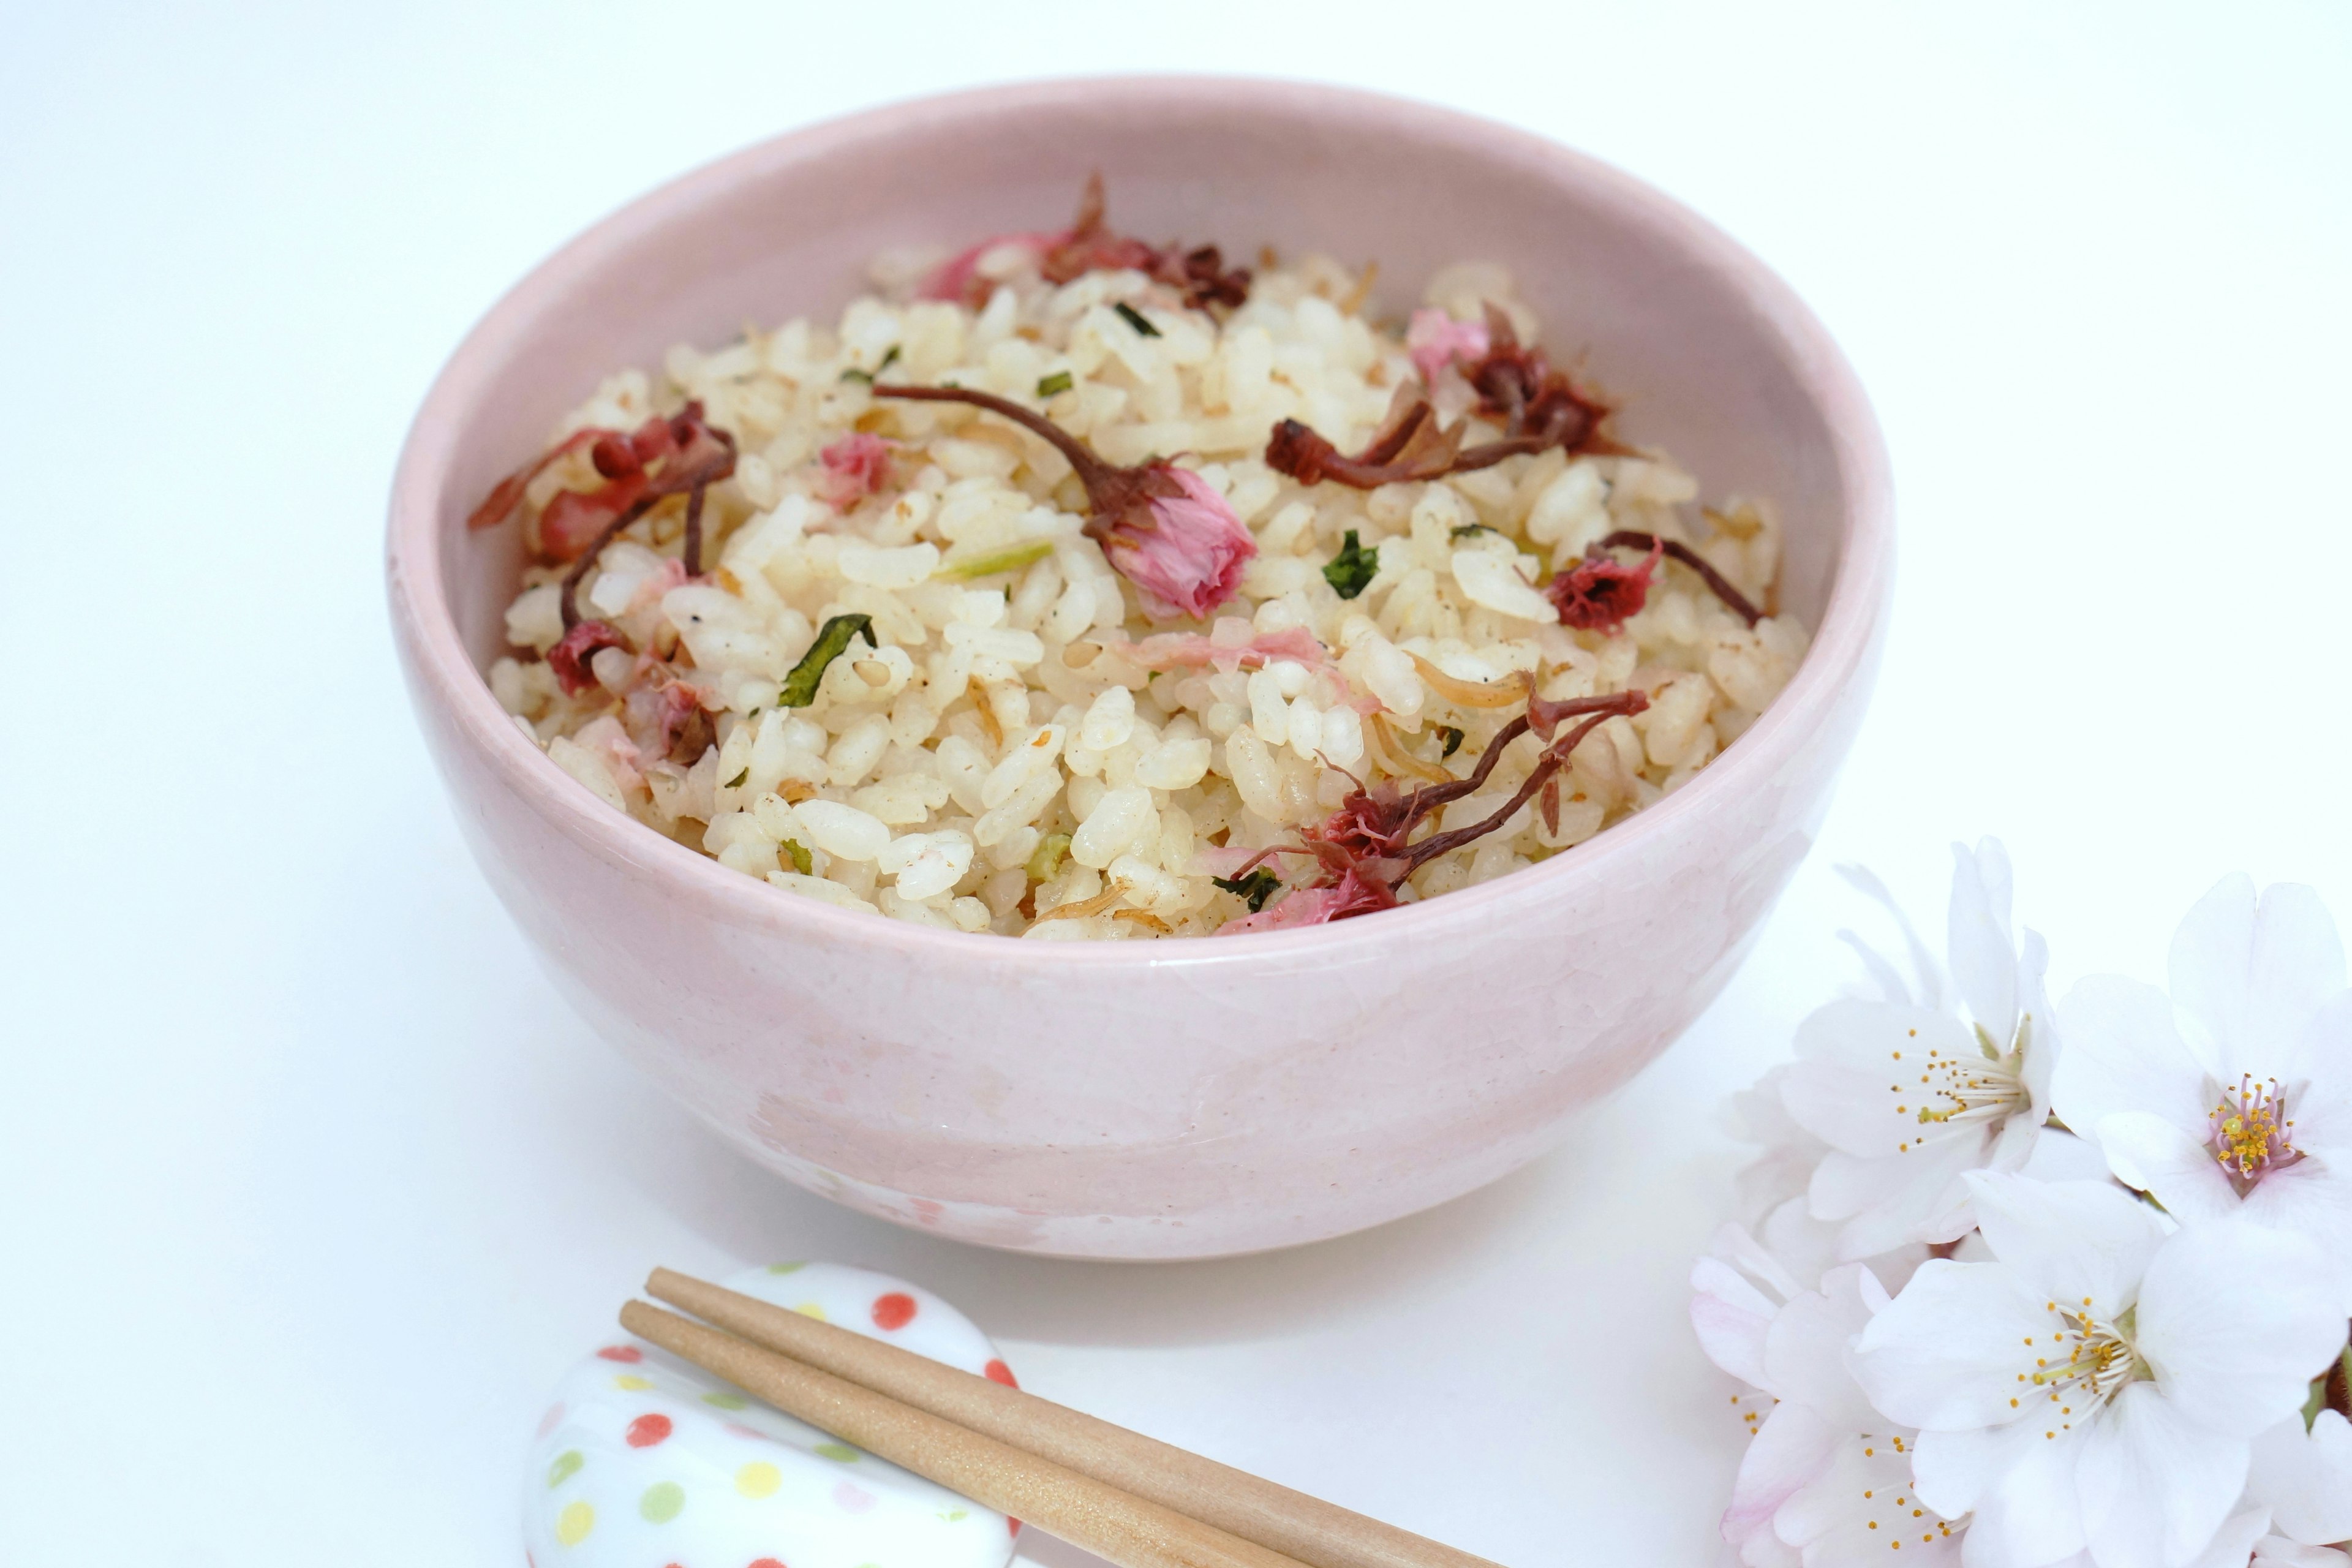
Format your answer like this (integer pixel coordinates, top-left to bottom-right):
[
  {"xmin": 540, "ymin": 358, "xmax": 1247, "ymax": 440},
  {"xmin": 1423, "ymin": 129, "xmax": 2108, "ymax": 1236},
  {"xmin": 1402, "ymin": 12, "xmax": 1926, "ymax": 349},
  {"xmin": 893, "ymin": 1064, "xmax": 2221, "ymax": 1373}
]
[
  {"xmin": 1597, "ymin": 530, "xmax": 1762, "ymax": 626},
  {"xmin": 681, "ymin": 482, "xmax": 708, "ymax": 577},
  {"xmin": 1398, "ymin": 699, "xmax": 1642, "ymax": 873},
  {"xmin": 872, "ymin": 383, "xmax": 1110, "ymax": 488},
  {"xmin": 559, "ymin": 496, "xmax": 658, "ymax": 629}
]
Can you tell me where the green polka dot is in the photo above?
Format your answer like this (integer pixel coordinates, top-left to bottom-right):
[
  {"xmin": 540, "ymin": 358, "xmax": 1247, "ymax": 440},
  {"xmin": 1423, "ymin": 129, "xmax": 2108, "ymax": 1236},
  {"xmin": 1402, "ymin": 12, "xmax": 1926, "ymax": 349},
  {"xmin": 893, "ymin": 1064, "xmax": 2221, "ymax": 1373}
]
[
  {"xmin": 815, "ymin": 1442, "xmax": 861, "ymax": 1463},
  {"xmin": 938, "ymin": 1509, "xmax": 970, "ymax": 1522},
  {"xmin": 701, "ymin": 1392, "xmax": 749, "ymax": 1410},
  {"xmin": 546, "ymin": 1449, "xmax": 584, "ymax": 1489},
  {"xmin": 639, "ymin": 1481, "xmax": 685, "ymax": 1523},
  {"xmin": 765, "ymin": 1261, "xmax": 807, "ymax": 1275}
]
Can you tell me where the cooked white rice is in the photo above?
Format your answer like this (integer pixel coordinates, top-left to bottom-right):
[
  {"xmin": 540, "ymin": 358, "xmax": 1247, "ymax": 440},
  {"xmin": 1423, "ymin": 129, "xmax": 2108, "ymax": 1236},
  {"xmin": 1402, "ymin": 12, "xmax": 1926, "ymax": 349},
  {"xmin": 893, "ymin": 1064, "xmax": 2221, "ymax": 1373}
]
[{"xmin": 487, "ymin": 244, "xmax": 1809, "ymax": 938}]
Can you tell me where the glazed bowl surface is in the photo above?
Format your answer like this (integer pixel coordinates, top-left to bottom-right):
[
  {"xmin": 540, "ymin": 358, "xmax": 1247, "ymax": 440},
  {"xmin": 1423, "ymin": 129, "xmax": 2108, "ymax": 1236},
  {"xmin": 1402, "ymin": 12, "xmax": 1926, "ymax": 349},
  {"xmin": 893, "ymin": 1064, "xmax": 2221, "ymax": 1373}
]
[{"xmin": 388, "ymin": 76, "xmax": 1892, "ymax": 1259}]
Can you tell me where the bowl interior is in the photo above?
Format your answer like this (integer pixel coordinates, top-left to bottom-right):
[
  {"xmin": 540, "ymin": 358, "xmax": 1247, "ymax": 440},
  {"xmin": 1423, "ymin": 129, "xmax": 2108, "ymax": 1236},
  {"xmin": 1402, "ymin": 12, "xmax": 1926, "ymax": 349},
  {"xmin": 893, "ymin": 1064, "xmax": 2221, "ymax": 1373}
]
[{"xmin": 431, "ymin": 78, "xmax": 1855, "ymax": 677}]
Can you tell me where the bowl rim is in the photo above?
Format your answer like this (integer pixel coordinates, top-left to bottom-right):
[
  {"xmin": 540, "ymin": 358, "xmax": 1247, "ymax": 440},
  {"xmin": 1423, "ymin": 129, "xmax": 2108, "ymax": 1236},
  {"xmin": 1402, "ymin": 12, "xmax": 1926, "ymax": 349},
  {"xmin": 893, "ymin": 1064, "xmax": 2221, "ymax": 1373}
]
[{"xmin": 386, "ymin": 73, "xmax": 1893, "ymax": 968}]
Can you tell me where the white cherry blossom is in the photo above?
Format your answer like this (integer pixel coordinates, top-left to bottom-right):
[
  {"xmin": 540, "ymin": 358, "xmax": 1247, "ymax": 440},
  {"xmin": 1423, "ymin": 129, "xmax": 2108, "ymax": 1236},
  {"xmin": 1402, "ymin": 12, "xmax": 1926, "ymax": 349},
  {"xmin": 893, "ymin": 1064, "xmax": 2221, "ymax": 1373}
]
[
  {"xmin": 2051, "ymin": 876, "xmax": 2352, "ymax": 1306},
  {"xmin": 1694, "ymin": 1242, "xmax": 1963, "ymax": 1566},
  {"xmin": 1852, "ymin": 1174, "xmax": 2345, "ymax": 1568},
  {"xmin": 1781, "ymin": 841, "xmax": 2060, "ymax": 1259},
  {"xmin": 2239, "ymin": 1407, "xmax": 2352, "ymax": 1564}
]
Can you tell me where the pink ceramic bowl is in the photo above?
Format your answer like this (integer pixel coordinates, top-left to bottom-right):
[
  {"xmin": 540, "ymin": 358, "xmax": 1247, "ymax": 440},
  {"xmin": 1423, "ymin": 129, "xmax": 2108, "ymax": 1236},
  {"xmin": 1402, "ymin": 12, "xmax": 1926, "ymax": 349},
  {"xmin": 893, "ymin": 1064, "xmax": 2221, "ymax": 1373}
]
[{"xmin": 388, "ymin": 77, "xmax": 1891, "ymax": 1259}]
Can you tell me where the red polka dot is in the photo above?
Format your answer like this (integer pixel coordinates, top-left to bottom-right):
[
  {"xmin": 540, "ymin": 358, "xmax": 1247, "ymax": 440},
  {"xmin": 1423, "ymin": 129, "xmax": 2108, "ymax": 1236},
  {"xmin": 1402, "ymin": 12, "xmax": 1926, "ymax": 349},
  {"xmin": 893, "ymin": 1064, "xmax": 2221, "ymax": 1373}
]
[
  {"xmin": 750, "ymin": 1559, "xmax": 789, "ymax": 1568},
  {"xmin": 871, "ymin": 1292, "xmax": 917, "ymax": 1331},
  {"xmin": 1008, "ymin": 1518, "xmax": 1022, "ymax": 1537},
  {"xmin": 595, "ymin": 1345, "xmax": 643, "ymax": 1363},
  {"xmin": 983, "ymin": 1359, "xmax": 1017, "ymax": 1388},
  {"xmin": 626, "ymin": 1414, "xmax": 673, "ymax": 1449}
]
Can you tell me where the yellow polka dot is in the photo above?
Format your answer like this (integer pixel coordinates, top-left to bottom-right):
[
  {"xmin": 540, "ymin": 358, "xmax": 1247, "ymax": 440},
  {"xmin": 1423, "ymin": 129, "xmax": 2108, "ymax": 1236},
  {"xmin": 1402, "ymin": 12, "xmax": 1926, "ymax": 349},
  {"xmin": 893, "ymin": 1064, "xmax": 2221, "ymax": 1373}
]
[
  {"xmin": 556, "ymin": 1501, "xmax": 595, "ymax": 1546},
  {"xmin": 737, "ymin": 1461, "xmax": 782, "ymax": 1498},
  {"xmin": 793, "ymin": 1303, "xmax": 828, "ymax": 1322},
  {"xmin": 612, "ymin": 1374, "xmax": 652, "ymax": 1391}
]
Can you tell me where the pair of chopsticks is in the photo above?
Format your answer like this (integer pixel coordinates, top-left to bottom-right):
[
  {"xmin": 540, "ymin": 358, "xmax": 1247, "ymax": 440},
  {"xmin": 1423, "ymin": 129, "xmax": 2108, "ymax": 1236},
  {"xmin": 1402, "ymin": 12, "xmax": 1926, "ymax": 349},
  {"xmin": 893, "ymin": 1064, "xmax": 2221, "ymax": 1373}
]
[{"xmin": 624, "ymin": 1270, "xmax": 1506, "ymax": 1568}]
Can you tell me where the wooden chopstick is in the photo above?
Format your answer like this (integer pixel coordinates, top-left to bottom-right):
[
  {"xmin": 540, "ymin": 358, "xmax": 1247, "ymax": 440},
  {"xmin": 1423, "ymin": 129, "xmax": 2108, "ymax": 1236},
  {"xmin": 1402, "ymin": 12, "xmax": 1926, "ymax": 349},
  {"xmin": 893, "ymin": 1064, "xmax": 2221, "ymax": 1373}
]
[
  {"xmin": 644, "ymin": 1268, "xmax": 1504, "ymax": 1568},
  {"xmin": 620, "ymin": 1300, "xmax": 1308, "ymax": 1568}
]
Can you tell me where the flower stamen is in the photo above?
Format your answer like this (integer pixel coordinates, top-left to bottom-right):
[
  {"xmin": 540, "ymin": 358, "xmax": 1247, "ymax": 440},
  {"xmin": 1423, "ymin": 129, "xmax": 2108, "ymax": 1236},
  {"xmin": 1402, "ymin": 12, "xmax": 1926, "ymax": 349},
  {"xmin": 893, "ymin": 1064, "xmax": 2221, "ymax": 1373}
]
[{"xmin": 2208, "ymin": 1074, "xmax": 2299, "ymax": 1190}]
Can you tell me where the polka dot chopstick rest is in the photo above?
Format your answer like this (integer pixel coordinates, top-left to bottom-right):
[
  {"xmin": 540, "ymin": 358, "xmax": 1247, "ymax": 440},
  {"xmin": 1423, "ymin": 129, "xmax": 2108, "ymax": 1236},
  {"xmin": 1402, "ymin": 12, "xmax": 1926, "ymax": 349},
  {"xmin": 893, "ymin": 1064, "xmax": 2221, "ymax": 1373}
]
[
  {"xmin": 528, "ymin": 1262, "xmax": 1019, "ymax": 1568},
  {"xmin": 635, "ymin": 1267, "xmax": 1508, "ymax": 1568}
]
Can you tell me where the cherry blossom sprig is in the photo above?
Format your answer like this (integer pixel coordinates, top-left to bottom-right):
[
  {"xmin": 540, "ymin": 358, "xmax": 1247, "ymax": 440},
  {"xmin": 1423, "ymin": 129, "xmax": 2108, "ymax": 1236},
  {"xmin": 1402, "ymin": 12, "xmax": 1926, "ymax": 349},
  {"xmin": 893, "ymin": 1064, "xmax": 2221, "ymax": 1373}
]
[
  {"xmin": 1694, "ymin": 841, "xmax": 2352, "ymax": 1567},
  {"xmin": 917, "ymin": 173, "xmax": 1250, "ymax": 312},
  {"xmin": 871, "ymin": 382, "xmax": 1255, "ymax": 620},
  {"xmin": 1264, "ymin": 304, "xmax": 1619, "ymax": 489},
  {"xmin": 1216, "ymin": 685, "xmax": 1649, "ymax": 932}
]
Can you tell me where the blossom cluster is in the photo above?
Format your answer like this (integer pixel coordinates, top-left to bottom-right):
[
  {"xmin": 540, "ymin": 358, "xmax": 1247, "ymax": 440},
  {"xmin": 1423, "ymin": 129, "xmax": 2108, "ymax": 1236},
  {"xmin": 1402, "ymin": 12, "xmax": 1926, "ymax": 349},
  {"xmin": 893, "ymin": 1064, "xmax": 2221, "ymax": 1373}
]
[{"xmin": 1694, "ymin": 842, "xmax": 2352, "ymax": 1567}]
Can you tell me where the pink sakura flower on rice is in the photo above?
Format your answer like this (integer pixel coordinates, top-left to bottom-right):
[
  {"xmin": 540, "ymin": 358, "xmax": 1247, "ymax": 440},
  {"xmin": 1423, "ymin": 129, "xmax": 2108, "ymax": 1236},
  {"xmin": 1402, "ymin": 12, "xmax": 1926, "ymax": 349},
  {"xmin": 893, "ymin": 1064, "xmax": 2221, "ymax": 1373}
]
[
  {"xmin": 1547, "ymin": 539, "xmax": 1662, "ymax": 633},
  {"xmin": 1405, "ymin": 307, "xmax": 1491, "ymax": 385},
  {"xmin": 869, "ymin": 383, "xmax": 1252, "ymax": 621},
  {"xmin": 546, "ymin": 618, "xmax": 627, "ymax": 696},
  {"xmin": 818, "ymin": 432, "xmax": 894, "ymax": 507},
  {"xmin": 1095, "ymin": 466, "xmax": 1255, "ymax": 621}
]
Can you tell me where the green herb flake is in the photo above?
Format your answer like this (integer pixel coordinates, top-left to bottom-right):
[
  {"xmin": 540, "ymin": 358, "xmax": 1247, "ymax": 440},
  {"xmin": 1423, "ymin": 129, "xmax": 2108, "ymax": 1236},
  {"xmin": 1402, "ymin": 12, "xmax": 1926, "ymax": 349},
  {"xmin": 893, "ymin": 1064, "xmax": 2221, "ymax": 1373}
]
[
  {"xmin": 779, "ymin": 613, "xmax": 876, "ymax": 707},
  {"xmin": 876, "ymin": 344, "xmax": 901, "ymax": 374},
  {"xmin": 1322, "ymin": 529, "xmax": 1379, "ymax": 600},
  {"xmin": 1212, "ymin": 869, "xmax": 1283, "ymax": 914},
  {"xmin": 1112, "ymin": 301, "xmax": 1161, "ymax": 338},
  {"xmin": 1027, "ymin": 832, "xmax": 1072, "ymax": 882},
  {"xmin": 839, "ymin": 366, "xmax": 873, "ymax": 385},
  {"xmin": 723, "ymin": 767, "xmax": 750, "ymax": 789},
  {"xmin": 1036, "ymin": 369, "xmax": 1075, "ymax": 398},
  {"xmin": 937, "ymin": 538, "xmax": 1056, "ymax": 581},
  {"xmin": 1438, "ymin": 725, "xmax": 1465, "ymax": 759},
  {"xmin": 780, "ymin": 839, "xmax": 813, "ymax": 876}
]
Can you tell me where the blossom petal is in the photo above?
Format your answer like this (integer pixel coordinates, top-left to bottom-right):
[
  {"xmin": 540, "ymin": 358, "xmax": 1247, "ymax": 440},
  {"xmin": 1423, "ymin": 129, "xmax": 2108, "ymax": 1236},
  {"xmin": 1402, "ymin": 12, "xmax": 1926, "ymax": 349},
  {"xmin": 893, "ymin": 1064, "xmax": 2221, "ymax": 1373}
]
[
  {"xmin": 2178, "ymin": 1507, "xmax": 2278, "ymax": 1568},
  {"xmin": 2250, "ymin": 1411, "xmax": 2352, "ymax": 1548},
  {"xmin": 2251, "ymin": 1539, "xmax": 2352, "ymax": 1568},
  {"xmin": 2090, "ymin": 1111, "xmax": 2241, "ymax": 1224},
  {"xmin": 1950, "ymin": 839, "xmax": 2021, "ymax": 1040},
  {"xmin": 2019, "ymin": 926, "xmax": 2060, "ymax": 1115},
  {"xmin": 1776, "ymin": 1431, "xmax": 1964, "ymax": 1562},
  {"xmin": 2135, "ymin": 1219, "xmax": 2345, "ymax": 1436},
  {"xmin": 2073, "ymin": 1381, "xmax": 2248, "ymax": 1568},
  {"xmin": 1787, "ymin": 1001, "xmax": 1981, "ymax": 1158},
  {"xmin": 2283, "ymin": 992, "xmax": 2352, "ymax": 1152},
  {"xmin": 1964, "ymin": 1172, "xmax": 2170, "ymax": 1319},
  {"xmin": 1837, "ymin": 861, "xmax": 1948, "ymax": 1012},
  {"xmin": 1852, "ymin": 1260, "xmax": 2048, "ymax": 1430},
  {"xmin": 1725, "ymin": 1401, "xmax": 1842, "ymax": 1545},
  {"xmin": 2052, "ymin": 974, "xmax": 2217, "ymax": 1150},
  {"xmin": 1763, "ymin": 1265, "xmax": 1885, "ymax": 1431},
  {"xmin": 1692, "ymin": 1255, "xmax": 1780, "ymax": 1390},
  {"xmin": 2169, "ymin": 876, "xmax": 2346, "ymax": 1081},
  {"xmin": 1913, "ymin": 1418, "xmax": 2087, "ymax": 1562},
  {"xmin": 2235, "ymin": 1159, "xmax": 2352, "ymax": 1308},
  {"xmin": 1811, "ymin": 1136, "xmax": 1989, "ymax": 1258},
  {"xmin": 2019, "ymin": 1129, "xmax": 2121, "ymax": 1185}
]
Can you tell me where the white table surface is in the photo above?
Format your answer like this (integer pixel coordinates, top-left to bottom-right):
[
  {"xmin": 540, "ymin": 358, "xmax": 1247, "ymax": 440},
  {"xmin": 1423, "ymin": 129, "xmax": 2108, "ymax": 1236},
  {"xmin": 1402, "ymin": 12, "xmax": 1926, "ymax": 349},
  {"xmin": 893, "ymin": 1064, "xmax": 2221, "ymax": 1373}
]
[{"xmin": 5, "ymin": 3, "xmax": 2348, "ymax": 1562}]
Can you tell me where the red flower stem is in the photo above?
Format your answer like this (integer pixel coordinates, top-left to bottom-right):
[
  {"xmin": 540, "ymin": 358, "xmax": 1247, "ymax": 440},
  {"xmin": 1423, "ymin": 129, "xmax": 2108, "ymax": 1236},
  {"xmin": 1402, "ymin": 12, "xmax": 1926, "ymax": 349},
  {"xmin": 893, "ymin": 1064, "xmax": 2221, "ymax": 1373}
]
[
  {"xmin": 682, "ymin": 483, "xmax": 707, "ymax": 577},
  {"xmin": 559, "ymin": 496, "xmax": 657, "ymax": 630},
  {"xmin": 872, "ymin": 383, "xmax": 1112, "ymax": 489},
  {"xmin": 1355, "ymin": 401, "xmax": 1432, "ymax": 467},
  {"xmin": 1598, "ymin": 530, "xmax": 1760, "ymax": 626},
  {"xmin": 1398, "ymin": 709, "xmax": 1620, "ymax": 873}
]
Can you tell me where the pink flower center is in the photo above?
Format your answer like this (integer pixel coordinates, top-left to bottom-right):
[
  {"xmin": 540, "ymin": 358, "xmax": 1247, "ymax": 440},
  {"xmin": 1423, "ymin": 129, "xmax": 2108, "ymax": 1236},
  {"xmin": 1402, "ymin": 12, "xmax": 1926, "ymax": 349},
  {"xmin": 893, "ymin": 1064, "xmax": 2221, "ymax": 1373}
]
[{"xmin": 2208, "ymin": 1074, "xmax": 2299, "ymax": 1191}]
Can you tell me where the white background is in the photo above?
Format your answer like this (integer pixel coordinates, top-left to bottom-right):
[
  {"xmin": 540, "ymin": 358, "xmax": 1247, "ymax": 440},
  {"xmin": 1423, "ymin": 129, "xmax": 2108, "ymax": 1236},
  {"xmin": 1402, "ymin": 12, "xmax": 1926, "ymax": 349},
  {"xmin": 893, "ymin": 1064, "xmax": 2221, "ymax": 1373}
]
[{"xmin": 4, "ymin": 2, "xmax": 2348, "ymax": 1563}]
